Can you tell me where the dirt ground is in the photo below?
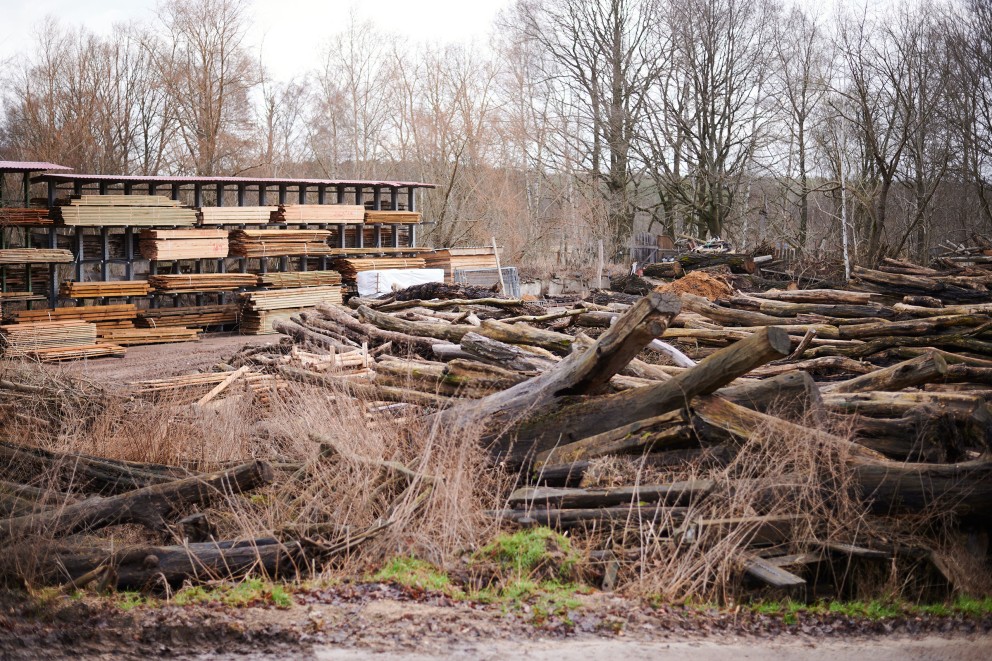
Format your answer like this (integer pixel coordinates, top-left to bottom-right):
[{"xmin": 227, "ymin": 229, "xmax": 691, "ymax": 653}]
[
  {"xmin": 58, "ymin": 332, "xmax": 276, "ymax": 382},
  {"xmin": 1, "ymin": 587, "xmax": 989, "ymax": 660}
]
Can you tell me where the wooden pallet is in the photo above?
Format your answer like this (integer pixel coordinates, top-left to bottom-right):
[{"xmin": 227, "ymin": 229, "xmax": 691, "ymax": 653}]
[
  {"xmin": 60, "ymin": 281, "xmax": 152, "ymax": 298},
  {"xmin": 139, "ymin": 229, "xmax": 230, "ymax": 260},
  {"xmin": 0, "ymin": 249, "xmax": 75, "ymax": 264},
  {"xmin": 198, "ymin": 206, "xmax": 278, "ymax": 225},
  {"xmin": 148, "ymin": 273, "xmax": 258, "ymax": 293}
]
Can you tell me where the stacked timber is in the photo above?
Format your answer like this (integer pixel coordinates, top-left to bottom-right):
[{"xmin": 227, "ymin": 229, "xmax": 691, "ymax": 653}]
[
  {"xmin": 97, "ymin": 327, "xmax": 200, "ymax": 346},
  {"xmin": 60, "ymin": 281, "xmax": 152, "ymax": 298},
  {"xmin": 229, "ymin": 229, "xmax": 332, "ymax": 257},
  {"xmin": 138, "ymin": 229, "xmax": 229, "ymax": 260},
  {"xmin": 198, "ymin": 206, "xmax": 278, "ymax": 226},
  {"xmin": 274, "ymin": 205, "xmax": 365, "ymax": 224},
  {"xmin": 53, "ymin": 195, "xmax": 197, "ymax": 227},
  {"xmin": 13, "ymin": 304, "xmax": 137, "ymax": 329},
  {"xmin": 239, "ymin": 286, "xmax": 344, "ymax": 335},
  {"xmin": 330, "ymin": 257, "xmax": 427, "ymax": 282},
  {"xmin": 0, "ymin": 249, "xmax": 74, "ymax": 264},
  {"xmin": 0, "ymin": 320, "xmax": 98, "ymax": 357},
  {"xmin": 148, "ymin": 273, "xmax": 257, "ymax": 293},
  {"xmin": 363, "ymin": 211, "xmax": 421, "ymax": 224},
  {"xmin": 0, "ymin": 208, "xmax": 51, "ymax": 226},
  {"xmin": 136, "ymin": 304, "xmax": 239, "ymax": 328},
  {"xmin": 424, "ymin": 248, "xmax": 499, "ymax": 284},
  {"xmin": 257, "ymin": 271, "xmax": 342, "ymax": 288}
]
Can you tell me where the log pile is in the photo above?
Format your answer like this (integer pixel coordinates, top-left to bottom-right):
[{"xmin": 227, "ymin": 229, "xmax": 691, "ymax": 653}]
[
  {"xmin": 138, "ymin": 229, "xmax": 229, "ymax": 260},
  {"xmin": 229, "ymin": 229, "xmax": 333, "ymax": 257},
  {"xmin": 274, "ymin": 204, "xmax": 365, "ymax": 223},
  {"xmin": 53, "ymin": 195, "xmax": 197, "ymax": 227},
  {"xmin": 239, "ymin": 285, "xmax": 344, "ymax": 334},
  {"xmin": 148, "ymin": 273, "xmax": 257, "ymax": 293},
  {"xmin": 197, "ymin": 206, "xmax": 278, "ymax": 225},
  {"xmin": 60, "ymin": 281, "xmax": 152, "ymax": 298}
]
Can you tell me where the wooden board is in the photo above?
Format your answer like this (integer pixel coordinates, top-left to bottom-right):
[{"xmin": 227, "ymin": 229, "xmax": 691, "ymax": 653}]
[
  {"xmin": 98, "ymin": 327, "xmax": 200, "ymax": 346},
  {"xmin": 257, "ymin": 271, "xmax": 342, "ymax": 288},
  {"xmin": 0, "ymin": 249, "xmax": 75, "ymax": 264},
  {"xmin": 330, "ymin": 257, "xmax": 427, "ymax": 281},
  {"xmin": 363, "ymin": 211, "xmax": 422, "ymax": 224},
  {"xmin": 148, "ymin": 273, "xmax": 257, "ymax": 293},
  {"xmin": 198, "ymin": 206, "xmax": 278, "ymax": 225},
  {"xmin": 136, "ymin": 304, "xmax": 240, "ymax": 328},
  {"xmin": 14, "ymin": 304, "xmax": 137, "ymax": 324},
  {"xmin": 275, "ymin": 205, "xmax": 365, "ymax": 223},
  {"xmin": 60, "ymin": 281, "xmax": 152, "ymax": 298},
  {"xmin": 1, "ymin": 320, "xmax": 98, "ymax": 355},
  {"xmin": 138, "ymin": 229, "xmax": 229, "ymax": 260},
  {"xmin": 229, "ymin": 229, "xmax": 332, "ymax": 258},
  {"xmin": 0, "ymin": 208, "xmax": 51, "ymax": 226}
]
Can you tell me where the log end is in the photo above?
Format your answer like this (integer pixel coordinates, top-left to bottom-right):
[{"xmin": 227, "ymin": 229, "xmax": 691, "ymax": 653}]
[{"xmin": 765, "ymin": 326, "xmax": 793, "ymax": 358}]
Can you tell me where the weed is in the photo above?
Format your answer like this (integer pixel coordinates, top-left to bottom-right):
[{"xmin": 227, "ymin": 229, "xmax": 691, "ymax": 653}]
[
  {"xmin": 373, "ymin": 556, "xmax": 455, "ymax": 594},
  {"xmin": 475, "ymin": 528, "xmax": 580, "ymax": 581},
  {"xmin": 173, "ymin": 578, "xmax": 293, "ymax": 608}
]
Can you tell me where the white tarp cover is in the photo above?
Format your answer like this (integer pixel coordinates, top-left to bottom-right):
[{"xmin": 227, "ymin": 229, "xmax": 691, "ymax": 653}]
[{"xmin": 356, "ymin": 269, "xmax": 445, "ymax": 297}]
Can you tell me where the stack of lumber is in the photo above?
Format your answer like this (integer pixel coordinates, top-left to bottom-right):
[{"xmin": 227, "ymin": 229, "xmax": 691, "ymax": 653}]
[
  {"xmin": 148, "ymin": 273, "xmax": 257, "ymax": 293},
  {"xmin": 273, "ymin": 205, "xmax": 365, "ymax": 224},
  {"xmin": 138, "ymin": 229, "xmax": 229, "ymax": 260},
  {"xmin": 363, "ymin": 211, "xmax": 421, "ymax": 224},
  {"xmin": 136, "ymin": 304, "xmax": 239, "ymax": 328},
  {"xmin": 239, "ymin": 286, "xmax": 344, "ymax": 335},
  {"xmin": 97, "ymin": 327, "xmax": 200, "ymax": 346},
  {"xmin": 0, "ymin": 208, "xmax": 51, "ymax": 226},
  {"xmin": 129, "ymin": 370, "xmax": 290, "ymax": 408},
  {"xmin": 53, "ymin": 195, "xmax": 197, "ymax": 227},
  {"xmin": 30, "ymin": 344, "xmax": 126, "ymax": 361},
  {"xmin": 330, "ymin": 257, "xmax": 427, "ymax": 281},
  {"xmin": 0, "ymin": 319, "xmax": 102, "ymax": 358},
  {"xmin": 229, "ymin": 230, "xmax": 332, "ymax": 257},
  {"xmin": 0, "ymin": 249, "xmax": 74, "ymax": 264},
  {"xmin": 257, "ymin": 271, "xmax": 342, "ymax": 288},
  {"xmin": 198, "ymin": 206, "xmax": 277, "ymax": 226},
  {"xmin": 424, "ymin": 248, "xmax": 498, "ymax": 283},
  {"xmin": 60, "ymin": 281, "xmax": 151, "ymax": 298},
  {"xmin": 13, "ymin": 304, "xmax": 137, "ymax": 329}
]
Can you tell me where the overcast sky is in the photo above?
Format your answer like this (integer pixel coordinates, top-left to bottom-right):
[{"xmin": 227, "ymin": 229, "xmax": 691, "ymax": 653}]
[{"xmin": 0, "ymin": 0, "xmax": 512, "ymax": 81}]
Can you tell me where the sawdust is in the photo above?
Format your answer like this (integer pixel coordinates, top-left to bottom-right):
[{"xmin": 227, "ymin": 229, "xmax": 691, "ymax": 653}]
[{"xmin": 655, "ymin": 270, "xmax": 733, "ymax": 301}]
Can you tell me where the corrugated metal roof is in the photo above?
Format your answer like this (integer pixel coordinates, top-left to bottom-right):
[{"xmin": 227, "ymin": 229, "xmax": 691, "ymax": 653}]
[
  {"xmin": 0, "ymin": 161, "xmax": 72, "ymax": 173},
  {"xmin": 32, "ymin": 172, "xmax": 435, "ymax": 188}
]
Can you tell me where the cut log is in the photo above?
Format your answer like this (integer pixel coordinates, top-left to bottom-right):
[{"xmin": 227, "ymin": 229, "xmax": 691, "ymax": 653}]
[
  {"xmin": 459, "ymin": 332, "xmax": 555, "ymax": 371},
  {"xmin": 678, "ymin": 253, "xmax": 756, "ymax": 274},
  {"xmin": 680, "ymin": 293, "xmax": 794, "ymax": 327},
  {"xmin": 0, "ymin": 461, "xmax": 273, "ymax": 543},
  {"xmin": 477, "ymin": 319, "xmax": 575, "ymax": 355},
  {"xmin": 642, "ymin": 261, "xmax": 684, "ymax": 278},
  {"xmin": 749, "ymin": 289, "xmax": 878, "ymax": 305},
  {"xmin": 824, "ymin": 352, "xmax": 948, "ymax": 394},
  {"xmin": 507, "ymin": 480, "xmax": 714, "ymax": 509},
  {"xmin": 357, "ymin": 305, "xmax": 473, "ymax": 343}
]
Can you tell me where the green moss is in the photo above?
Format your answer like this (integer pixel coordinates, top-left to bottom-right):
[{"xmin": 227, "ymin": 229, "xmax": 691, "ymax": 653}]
[
  {"xmin": 475, "ymin": 527, "xmax": 579, "ymax": 580},
  {"xmin": 173, "ymin": 578, "xmax": 293, "ymax": 608},
  {"xmin": 373, "ymin": 556, "xmax": 455, "ymax": 594},
  {"xmin": 742, "ymin": 596, "xmax": 992, "ymax": 623},
  {"xmin": 113, "ymin": 591, "xmax": 151, "ymax": 611}
]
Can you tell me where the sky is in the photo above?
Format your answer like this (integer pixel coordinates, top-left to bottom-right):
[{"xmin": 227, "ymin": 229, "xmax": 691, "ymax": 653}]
[{"xmin": 0, "ymin": 0, "xmax": 512, "ymax": 81}]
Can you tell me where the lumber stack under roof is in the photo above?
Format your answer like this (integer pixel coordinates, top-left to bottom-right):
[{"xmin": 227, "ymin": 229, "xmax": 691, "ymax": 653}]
[
  {"xmin": 0, "ymin": 249, "xmax": 75, "ymax": 264},
  {"xmin": 97, "ymin": 327, "xmax": 200, "ymax": 346},
  {"xmin": 256, "ymin": 270, "xmax": 342, "ymax": 288},
  {"xmin": 13, "ymin": 304, "xmax": 137, "ymax": 327},
  {"xmin": 139, "ymin": 229, "xmax": 229, "ymax": 260},
  {"xmin": 330, "ymin": 257, "xmax": 427, "ymax": 281},
  {"xmin": 240, "ymin": 285, "xmax": 343, "ymax": 334},
  {"xmin": 53, "ymin": 195, "xmax": 197, "ymax": 227},
  {"xmin": 148, "ymin": 273, "xmax": 258, "ymax": 293},
  {"xmin": 229, "ymin": 229, "xmax": 333, "ymax": 258},
  {"xmin": 423, "ymin": 247, "xmax": 499, "ymax": 283},
  {"xmin": 136, "ymin": 304, "xmax": 239, "ymax": 328},
  {"xmin": 0, "ymin": 208, "xmax": 51, "ymax": 226},
  {"xmin": 60, "ymin": 281, "xmax": 152, "ymax": 298},
  {"xmin": 274, "ymin": 205, "xmax": 365, "ymax": 224},
  {"xmin": 197, "ymin": 206, "xmax": 278, "ymax": 226},
  {"xmin": 363, "ymin": 210, "xmax": 421, "ymax": 224}
]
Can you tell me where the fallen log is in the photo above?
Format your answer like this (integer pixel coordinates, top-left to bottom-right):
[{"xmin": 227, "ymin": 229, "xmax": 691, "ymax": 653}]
[
  {"xmin": 0, "ymin": 460, "xmax": 273, "ymax": 543},
  {"xmin": 678, "ymin": 253, "xmax": 756, "ymax": 274},
  {"xmin": 507, "ymin": 480, "xmax": 714, "ymax": 509},
  {"xmin": 823, "ymin": 352, "xmax": 948, "ymax": 394}
]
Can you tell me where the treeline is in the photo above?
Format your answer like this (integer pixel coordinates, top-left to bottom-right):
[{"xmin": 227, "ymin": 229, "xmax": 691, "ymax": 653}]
[{"xmin": 1, "ymin": 0, "xmax": 990, "ymax": 268}]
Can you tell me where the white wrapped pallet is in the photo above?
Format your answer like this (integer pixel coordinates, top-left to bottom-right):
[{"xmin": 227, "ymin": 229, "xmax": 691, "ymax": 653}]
[{"xmin": 356, "ymin": 269, "xmax": 445, "ymax": 297}]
